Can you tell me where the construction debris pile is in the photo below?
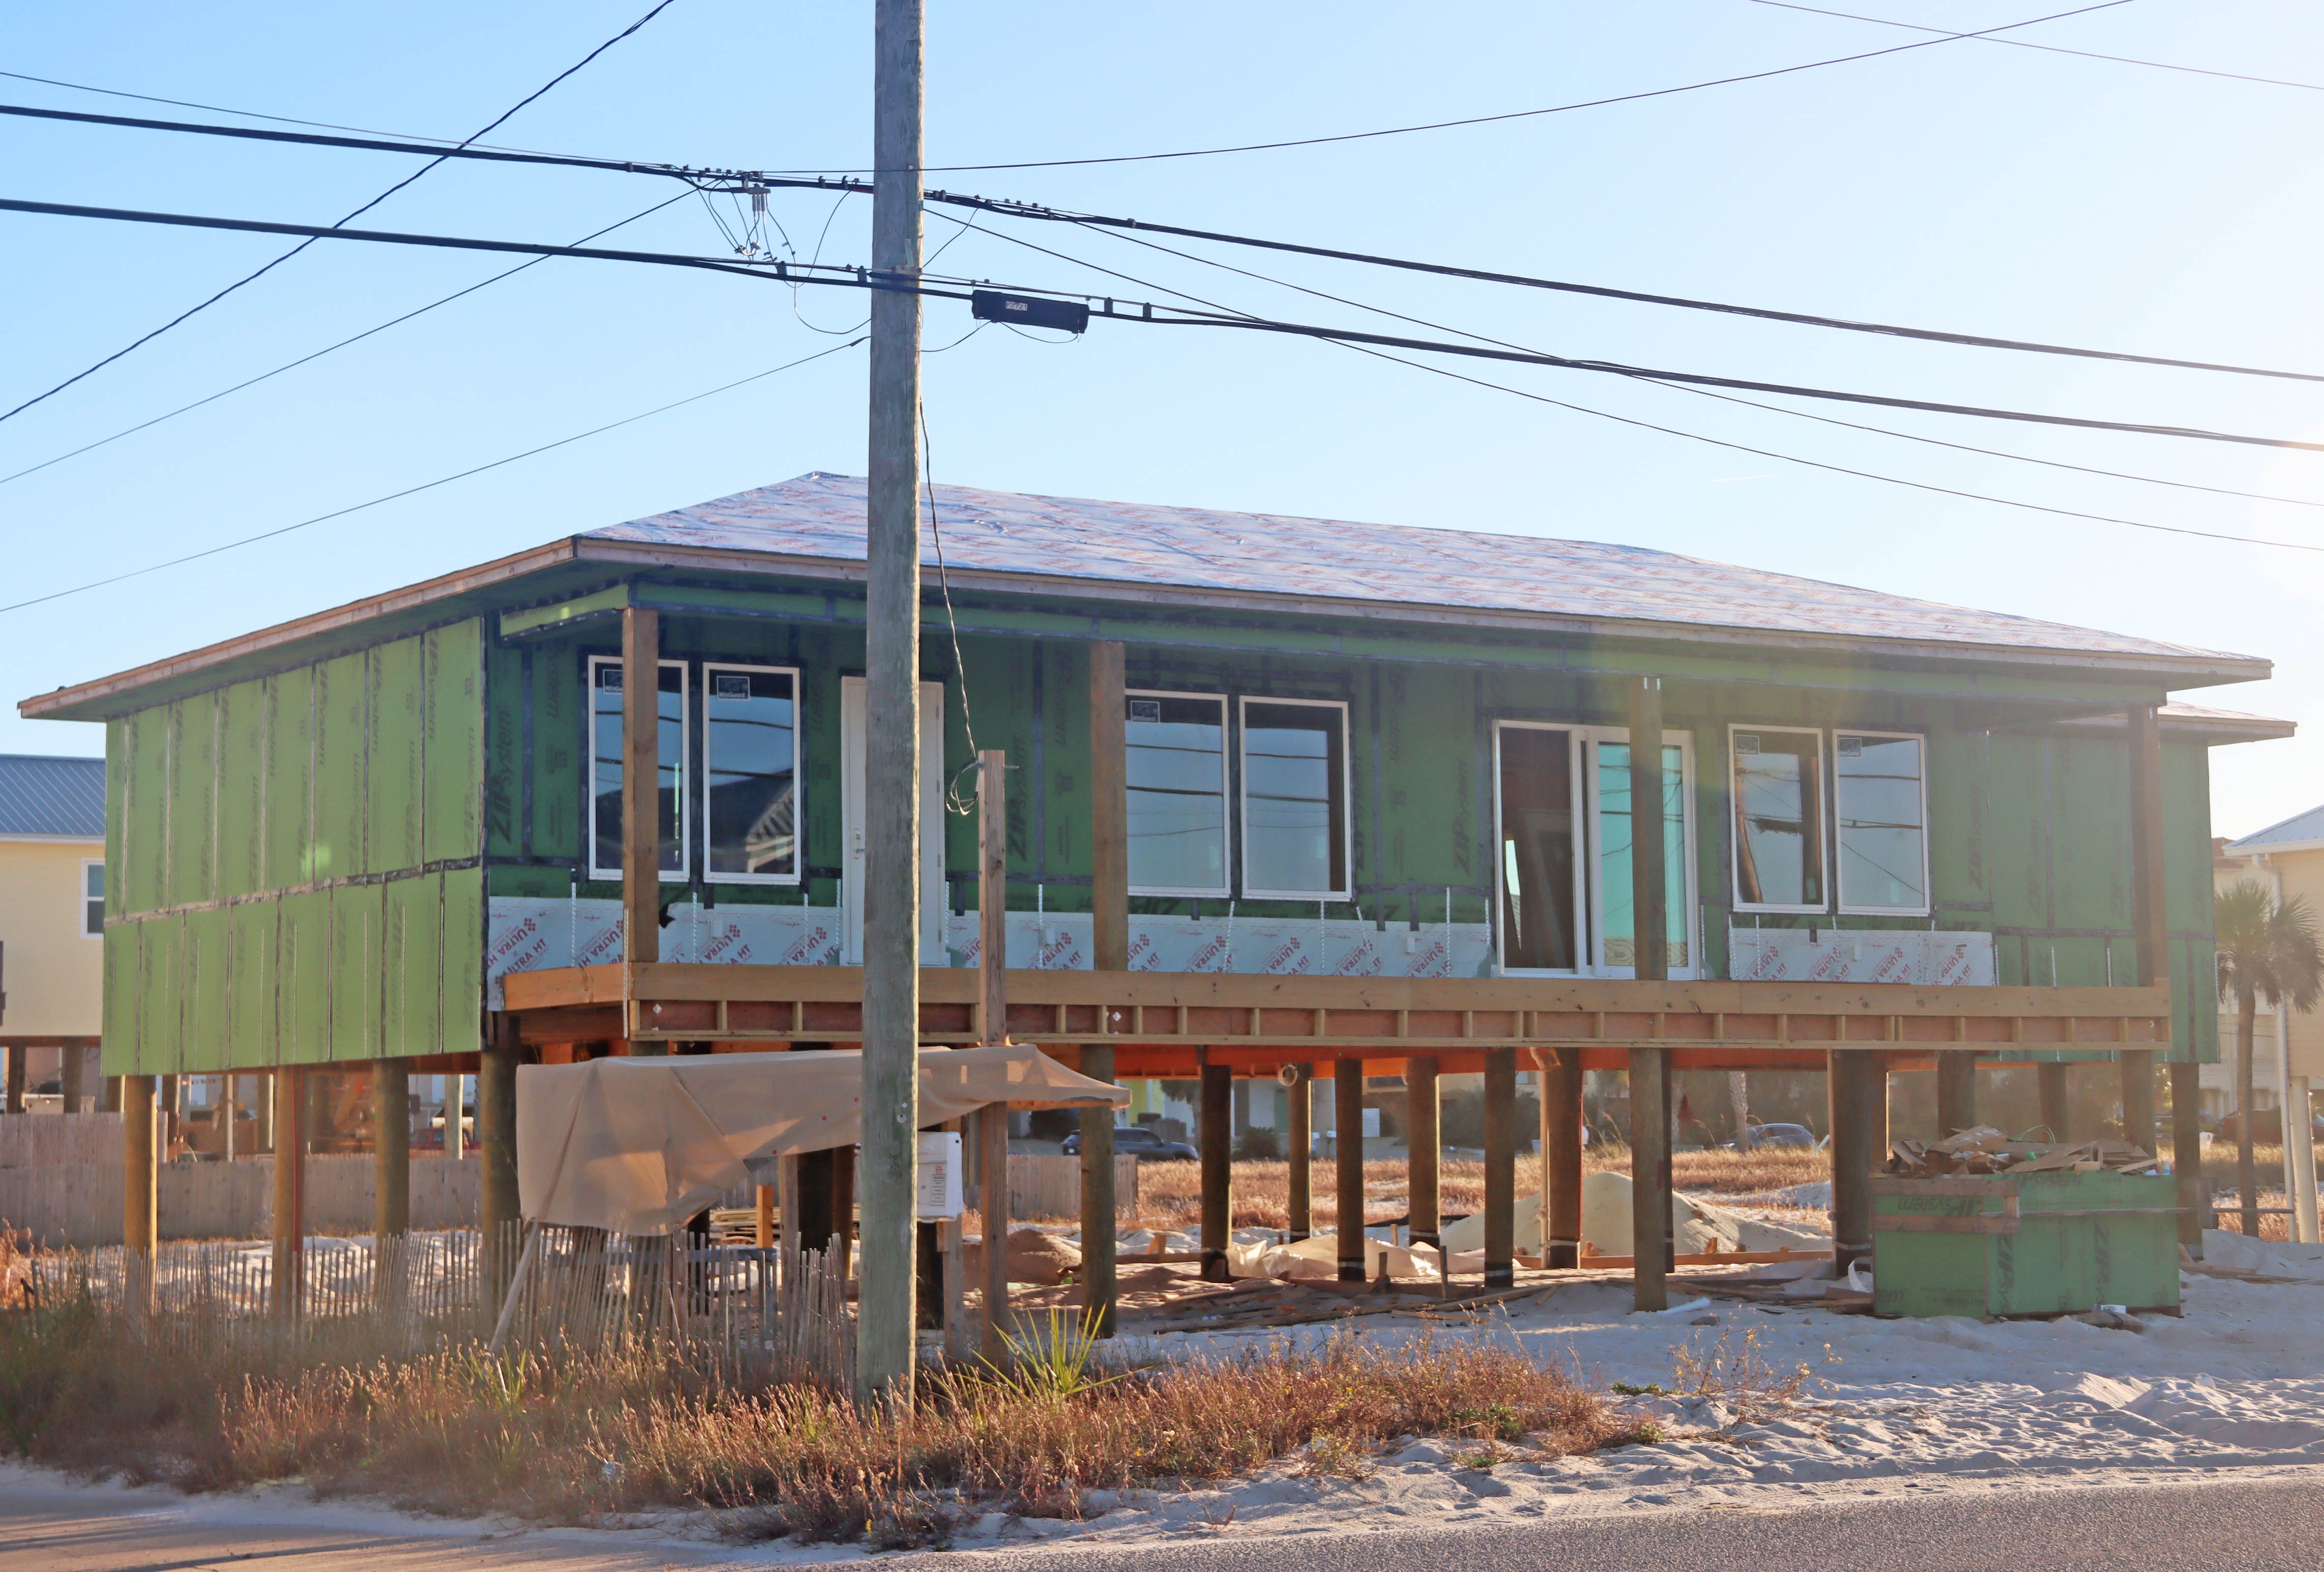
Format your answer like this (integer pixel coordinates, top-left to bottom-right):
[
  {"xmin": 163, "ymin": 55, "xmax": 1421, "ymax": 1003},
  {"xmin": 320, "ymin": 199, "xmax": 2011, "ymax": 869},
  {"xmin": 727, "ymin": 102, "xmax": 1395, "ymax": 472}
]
[{"xmin": 1887, "ymin": 1125, "xmax": 2161, "ymax": 1177}]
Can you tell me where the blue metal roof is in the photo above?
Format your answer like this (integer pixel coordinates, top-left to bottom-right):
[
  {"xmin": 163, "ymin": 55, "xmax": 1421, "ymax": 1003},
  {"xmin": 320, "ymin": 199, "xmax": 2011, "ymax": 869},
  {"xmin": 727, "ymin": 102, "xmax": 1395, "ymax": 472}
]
[
  {"xmin": 2228, "ymin": 803, "xmax": 2324, "ymax": 854},
  {"xmin": 594, "ymin": 472, "xmax": 2259, "ymax": 670},
  {"xmin": 0, "ymin": 753, "xmax": 103, "ymax": 838}
]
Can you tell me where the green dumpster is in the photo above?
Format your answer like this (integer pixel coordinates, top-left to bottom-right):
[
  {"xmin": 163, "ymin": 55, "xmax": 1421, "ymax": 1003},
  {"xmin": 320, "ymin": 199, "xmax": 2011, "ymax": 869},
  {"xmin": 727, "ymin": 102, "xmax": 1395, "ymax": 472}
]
[{"xmin": 1869, "ymin": 1170, "xmax": 2182, "ymax": 1319}]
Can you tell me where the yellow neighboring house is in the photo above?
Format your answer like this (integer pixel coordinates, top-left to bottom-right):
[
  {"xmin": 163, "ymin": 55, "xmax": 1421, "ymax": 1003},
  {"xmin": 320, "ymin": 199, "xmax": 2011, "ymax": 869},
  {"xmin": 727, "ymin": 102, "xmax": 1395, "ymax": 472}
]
[
  {"xmin": 0, "ymin": 753, "xmax": 104, "ymax": 1111},
  {"xmin": 2214, "ymin": 807, "xmax": 2324, "ymax": 1128}
]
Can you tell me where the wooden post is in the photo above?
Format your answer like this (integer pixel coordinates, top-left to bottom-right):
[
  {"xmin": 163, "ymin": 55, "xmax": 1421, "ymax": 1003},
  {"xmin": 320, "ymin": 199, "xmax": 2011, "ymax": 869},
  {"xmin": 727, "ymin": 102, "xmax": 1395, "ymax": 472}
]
[
  {"xmin": 252, "ymin": 1070, "xmax": 272, "ymax": 1152},
  {"xmin": 60, "ymin": 1042, "xmax": 84, "ymax": 1115},
  {"xmin": 122, "ymin": 1073, "xmax": 156, "ymax": 1316},
  {"xmin": 158, "ymin": 1072, "xmax": 178, "ymax": 1150},
  {"xmin": 480, "ymin": 1013, "xmax": 521, "ymax": 1297},
  {"xmin": 1936, "ymin": 1053, "xmax": 1978, "ymax": 1136},
  {"xmin": 620, "ymin": 604, "xmax": 662, "ymax": 966},
  {"xmin": 1483, "ymin": 1047, "xmax": 1517, "ymax": 1287},
  {"xmin": 2124, "ymin": 702, "xmax": 2169, "ymax": 1154},
  {"xmin": 1335, "ymin": 1059, "xmax": 1368, "ymax": 1281},
  {"xmin": 1199, "ymin": 1057, "xmax": 1233, "ymax": 1281},
  {"xmin": 373, "ymin": 1058, "xmax": 410, "ymax": 1238},
  {"xmin": 1829, "ymin": 1051, "xmax": 1885, "ymax": 1274},
  {"xmin": 972, "ymin": 747, "xmax": 1011, "ymax": 1360},
  {"xmin": 2172, "ymin": 1059, "xmax": 2207, "ymax": 1252},
  {"xmin": 2038, "ymin": 1062, "xmax": 2071, "ymax": 1140},
  {"xmin": 1406, "ymin": 1055, "xmax": 1441, "ymax": 1252},
  {"xmin": 1082, "ymin": 639, "xmax": 1127, "ymax": 1332},
  {"xmin": 1286, "ymin": 1065, "xmax": 1313, "ymax": 1240},
  {"xmin": 3, "ymin": 1047, "xmax": 22, "ymax": 1114},
  {"xmin": 1545, "ymin": 1046, "xmax": 1583, "ymax": 1269},
  {"xmin": 272, "ymin": 1067, "xmax": 305, "ymax": 1319},
  {"xmin": 1626, "ymin": 674, "xmax": 1673, "ymax": 1310},
  {"xmin": 219, "ymin": 1073, "xmax": 238, "ymax": 1160},
  {"xmin": 754, "ymin": 1184, "xmax": 775, "ymax": 1249}
]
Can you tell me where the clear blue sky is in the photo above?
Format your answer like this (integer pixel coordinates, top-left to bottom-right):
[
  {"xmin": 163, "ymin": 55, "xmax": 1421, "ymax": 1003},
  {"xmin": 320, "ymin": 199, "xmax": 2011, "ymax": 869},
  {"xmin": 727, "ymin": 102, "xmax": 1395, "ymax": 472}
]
[{"xmin": 5, "ymin": 2, "xmax": 2321, "ymax": 838}]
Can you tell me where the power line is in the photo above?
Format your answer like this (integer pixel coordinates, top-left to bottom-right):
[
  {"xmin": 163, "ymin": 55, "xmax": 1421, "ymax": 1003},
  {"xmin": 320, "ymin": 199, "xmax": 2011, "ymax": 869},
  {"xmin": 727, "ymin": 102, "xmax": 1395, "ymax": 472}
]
[
  {"xmin": 0, "ymin": 337, "xmax": 865, "ymax": 617},
  {"xmin": 0, "ymin": 0, "xmax": 683, "ymax": 428},
  {"xmin": 936, "ymin": 192, "xmax": 2324, "ymax": 386},
  {"xmin": 1749, "ymin": 0, "xmax": 2324, "ymax": 95},
  {"xmin": 1044, "ymin": 211, "xmax": 2324, "ymax": 511},
  {"xmin": 20, "ymin": 192, "xmax": 2324, "ymax": 455},
  {"xmin": 0, "ymin": 189, "xmax": 696, "ymax": 491},
  {"xmin": 777, "ymin": 1, "xmax": 2133, "ymax": 173},
  {"xmin": 32, "ymin": 70, "xmax": 2324, "ymax": 388},
  {"xmin": 934, "ymin": 212, "xmax": 2324, "ymax": 556}
]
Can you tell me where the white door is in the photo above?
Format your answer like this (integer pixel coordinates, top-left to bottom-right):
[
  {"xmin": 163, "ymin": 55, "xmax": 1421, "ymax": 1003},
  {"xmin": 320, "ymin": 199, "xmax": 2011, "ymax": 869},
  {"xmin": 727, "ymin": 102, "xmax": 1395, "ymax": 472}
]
[{"xmin": 839, "ymin": 677, "xmax": 946, "ymax": 965}]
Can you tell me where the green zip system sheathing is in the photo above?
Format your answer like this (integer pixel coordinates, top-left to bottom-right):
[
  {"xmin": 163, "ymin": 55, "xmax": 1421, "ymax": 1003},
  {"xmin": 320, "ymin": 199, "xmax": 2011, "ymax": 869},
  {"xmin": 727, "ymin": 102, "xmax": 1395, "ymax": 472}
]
[{"xmin": 100, "ymin": 619, "xmax": 486, "ymax": 1075}]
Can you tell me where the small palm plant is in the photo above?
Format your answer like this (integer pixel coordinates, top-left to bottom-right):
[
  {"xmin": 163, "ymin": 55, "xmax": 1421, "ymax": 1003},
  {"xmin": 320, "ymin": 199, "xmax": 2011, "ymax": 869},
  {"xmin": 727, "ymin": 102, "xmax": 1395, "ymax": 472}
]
[{"xmin": 2214, "ymin": 880, "xmax": 2324, "ymax": 1238}]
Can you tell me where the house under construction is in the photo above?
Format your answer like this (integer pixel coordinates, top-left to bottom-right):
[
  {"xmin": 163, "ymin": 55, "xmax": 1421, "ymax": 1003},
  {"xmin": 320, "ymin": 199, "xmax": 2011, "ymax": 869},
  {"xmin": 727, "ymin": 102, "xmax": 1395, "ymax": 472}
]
[{"xmin": 22, "ymin": 471, "xmax": 2283, "ymax": 1312}]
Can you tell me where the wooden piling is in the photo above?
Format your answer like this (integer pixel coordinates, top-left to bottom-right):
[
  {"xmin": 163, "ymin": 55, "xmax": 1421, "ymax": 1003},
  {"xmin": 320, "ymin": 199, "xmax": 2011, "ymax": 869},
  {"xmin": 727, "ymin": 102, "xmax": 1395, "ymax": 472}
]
[
  {"xmin": 1405, "ymin": 1054, "xmax": 1441, "ymax": 1252},
  {"xmin": 373, "ymin": 1058, "xmax": 410, "ymax": 1238},
  {"xmin": 1200, "ymin": 1057, "xmax": 1233, "ymax": 1282},
  {"xmin": 1544, "ymin": 1046, "xmax": 1583, "ymax": 1269},
  {"xmin": 1828, "ymin": 1050, "xmax": 1885, "ymax": 1275},
  {"xmin": 1336, "ymin": 1059, "xmax": 1368, "ymax": 1281},
  {"xmin": 754, "ymin": 1184, "xmax": 775, "ymax": 1249},
  {"xmin": 2172, "ymin": 1059, "xmax": 2207, "ymax": 1252},
  {"xmin": 122, "ymin": 1073, "xmax": 156, "ymax": 1316},
  {"xmin": 1936, "ymin": 1053, "xmax": 1978, "ymax": 1136},
  {"xmin": 1483, "ymin": 1047, "xmax": 1517, "ymax": 1288},
  {"xmin": 1286, "ymin": 1064, "xmax": 1313, "ymax": 1241},
  {"xmin": 479, "ymin": 1013, "xmax": 521, "ymax": 1298},
  {"xmin": 2038, "ymin": 1062, "xmax": 2071, "ymax": 1141},
  {"xmin": 272, "ymin": 1067, "xmax": 305, "ymax": 1319}
]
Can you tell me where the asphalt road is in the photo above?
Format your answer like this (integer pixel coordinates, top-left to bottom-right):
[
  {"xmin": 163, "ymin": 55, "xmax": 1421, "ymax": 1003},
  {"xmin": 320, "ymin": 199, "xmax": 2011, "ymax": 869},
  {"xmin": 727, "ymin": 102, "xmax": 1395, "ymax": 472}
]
[
  {"xmin": 927, "ymin": 1477, "xmax": 2324, "ymax": 1572},
  {"xmin": 8, "ymin": 1473, "xmax": 2324, "ymax": 1572}
]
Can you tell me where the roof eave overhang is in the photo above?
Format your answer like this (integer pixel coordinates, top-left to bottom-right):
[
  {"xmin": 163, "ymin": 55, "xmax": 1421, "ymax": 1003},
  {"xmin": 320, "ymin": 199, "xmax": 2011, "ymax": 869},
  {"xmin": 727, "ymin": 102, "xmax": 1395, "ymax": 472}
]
[
  {"xmin": 18, "ymin": 535, "xmax": 2270, "ymax": 721},
  {"xmin": 574, "ymin": 538, "xmax": 2274, "ymax": 687},
  {"xmin": 19, "ymin": 538, "xmax": 588, "ymax": 722}
]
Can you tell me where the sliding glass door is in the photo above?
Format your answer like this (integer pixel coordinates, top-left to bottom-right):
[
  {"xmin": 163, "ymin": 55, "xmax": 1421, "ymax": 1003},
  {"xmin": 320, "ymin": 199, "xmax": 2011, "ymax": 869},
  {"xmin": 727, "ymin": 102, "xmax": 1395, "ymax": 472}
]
[{"xmin": 1495, "ymin": 723, "xmax": 1696, "ymax": 978}]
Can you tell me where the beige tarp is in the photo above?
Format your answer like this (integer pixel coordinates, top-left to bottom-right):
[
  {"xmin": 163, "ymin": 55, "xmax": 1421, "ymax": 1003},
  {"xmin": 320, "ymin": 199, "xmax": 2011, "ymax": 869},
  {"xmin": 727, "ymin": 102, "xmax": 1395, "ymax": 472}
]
[{"xmin": 517, "ymin": 1045, "xmax": 1129, "ymax": 1236}]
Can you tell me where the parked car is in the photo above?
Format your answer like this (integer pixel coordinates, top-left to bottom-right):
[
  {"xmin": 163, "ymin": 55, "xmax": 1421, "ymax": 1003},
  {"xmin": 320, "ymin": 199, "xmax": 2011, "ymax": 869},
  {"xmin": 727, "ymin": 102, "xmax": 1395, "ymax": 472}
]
[
  {"xmin": 1061, "ymin": 1125, "xmax": 1197, "ymax": 1161},
  {"xmin": 1729, "ymin": 1122, "xmax": 1816, "ymax": 1150},
  {"xmin": 2212, "ymin": 1109, "xmax": 2324, "ymax": 1146}
]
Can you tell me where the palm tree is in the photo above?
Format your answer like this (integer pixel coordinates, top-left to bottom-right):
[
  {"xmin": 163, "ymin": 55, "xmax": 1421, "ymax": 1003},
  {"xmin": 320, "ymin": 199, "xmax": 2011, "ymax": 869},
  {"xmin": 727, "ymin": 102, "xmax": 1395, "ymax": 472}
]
[{"xmin": 2215, "ymin": 880, "xmax": 2324, "ymax": 1238}]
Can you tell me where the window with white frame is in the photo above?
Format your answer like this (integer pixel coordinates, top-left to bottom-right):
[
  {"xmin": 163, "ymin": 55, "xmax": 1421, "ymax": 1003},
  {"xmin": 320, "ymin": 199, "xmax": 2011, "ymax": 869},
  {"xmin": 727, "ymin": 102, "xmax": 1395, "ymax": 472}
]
[
  {"xmin": 1834, "ymin": 731, "xmax": 1929, "ymax": 914},
  {"xmin": 1126, "ymin": 691, "xmax": 1229, "ymax": 896},
  {"xmin": 1730, "ymin": 726, "xmax": 1826, "ymax": 912},
  {"xmin": 1239, "ymin": 697, "xmax": 1349, "ymax": 899},
  {"xmin": 702, "ymin": 664, "xmax": 800, "ymax": 882},
  {"xmin": 81, "ymin": 860, "xmax": 103, "ymax": 936},
  {"xmin": 588, "ymin": 655, "xmax": 688, "ymax": 881}
]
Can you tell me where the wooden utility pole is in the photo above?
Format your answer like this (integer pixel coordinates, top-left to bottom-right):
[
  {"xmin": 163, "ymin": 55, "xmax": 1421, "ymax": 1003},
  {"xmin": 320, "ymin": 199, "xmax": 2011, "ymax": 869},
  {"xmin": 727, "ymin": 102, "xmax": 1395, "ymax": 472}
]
[
  {"xmin": 858, "ymin": 0, "xmax": 926, "ymax": 1409},
  {"xmin": 1200, "ymin": 1055, "xmax": 1235, "ymax": 1280},
  {"xmin": 1627, "ymin": 676, "xmax": 1673, "ymax": 1310},
  {"xmin": 976, "ymin": 749, "xmax": 1013, "ymax": 1361},
  {"xmin": 1082, "ymin": 640, "xmax": 1126, "ymax": 1332}
]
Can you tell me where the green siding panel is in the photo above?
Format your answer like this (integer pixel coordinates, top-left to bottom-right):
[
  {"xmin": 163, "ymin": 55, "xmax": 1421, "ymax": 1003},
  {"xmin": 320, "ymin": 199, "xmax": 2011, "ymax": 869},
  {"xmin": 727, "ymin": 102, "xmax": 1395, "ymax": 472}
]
[
  {"xmin": 215, "ymin": 681, "xmax": 267, "ymax": 900},
  {"xmin": 137, "ymin": 913, "xmax": 182, "ymax": 1076},
  {"xmin": 277, "ymin": 890, "xmax": 331, "ymax": 1064},
  {"xmin": 183, "ymin": 906, "xmax": 230, "ymax": 1067},
  {"xmin": 371, "ymin": 635, "xmax": 424, "ymax": 874},
  {"xmin": 381, "ymin": 872, "xmax": 443, "ymax": 1057},
  {"xmin": 168, "ymin": 693, "xmax": 217, "ymax": 908},
  {"xmin": 265, "ymin": 666, "xmax": 315, "ymax": 889},
  {"xmin": 312, "ymin": 652, "xmax": 370, "ymax": 880},
  {"xmin": 328, "ymin": 883, "xmax": 385, "ymax": 1062},
  {"xmin": 441, "ymin": 864, "xmax": 486, "ymax": 1056},
  {"xmin": 226, "ymin": 898, "xmax": 281, "ymax": 1069},
  {"xmin": 100, "ymin": 918, "xmax": 138, "ymax": 1076},
  {"xmin": 122, "ymin": 707, "xmax": 169, "ymax": 917},
  {"xmin": 424, "ymin": 619, "xmax": 485, "ymax": 863}
]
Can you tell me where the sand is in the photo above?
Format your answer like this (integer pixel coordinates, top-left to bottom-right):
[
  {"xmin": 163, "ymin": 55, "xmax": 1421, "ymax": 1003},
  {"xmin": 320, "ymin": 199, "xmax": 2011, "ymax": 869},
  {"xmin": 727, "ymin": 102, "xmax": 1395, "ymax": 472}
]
[{"xmin": 12, "ymin": 1231, "xmax": 2324, "ymax": 1564}]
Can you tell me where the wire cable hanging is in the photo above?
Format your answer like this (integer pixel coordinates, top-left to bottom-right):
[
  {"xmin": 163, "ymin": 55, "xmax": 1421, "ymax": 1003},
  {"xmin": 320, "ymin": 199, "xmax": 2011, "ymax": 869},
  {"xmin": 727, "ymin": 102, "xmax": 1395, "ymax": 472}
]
[{"xmin": 0, "ymin": 0, "xmax": 684, "ymax": 427}]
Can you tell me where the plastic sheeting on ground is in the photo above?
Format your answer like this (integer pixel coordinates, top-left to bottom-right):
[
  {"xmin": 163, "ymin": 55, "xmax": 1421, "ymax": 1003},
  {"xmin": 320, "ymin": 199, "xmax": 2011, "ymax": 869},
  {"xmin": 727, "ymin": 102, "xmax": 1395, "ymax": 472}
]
[
  {"xmin": 1225, "ymin": 1232, "xmax": 1439, "ymax": 1282},
  {"xmin": 517, "ymin": 1044, "xmax": 1128, "ymax": 1236}
]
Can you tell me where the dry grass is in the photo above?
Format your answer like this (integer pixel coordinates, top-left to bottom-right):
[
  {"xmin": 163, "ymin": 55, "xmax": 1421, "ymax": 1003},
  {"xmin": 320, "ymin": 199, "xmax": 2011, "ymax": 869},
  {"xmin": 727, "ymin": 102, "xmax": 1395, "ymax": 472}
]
[
  {"xmin": 1120, "ymin": 1145, "xmax": 1834, "ymax": 1233},
  {"xmin": 0, "ymin": 1288, "xmax": 1638, "ymax": 1547}
]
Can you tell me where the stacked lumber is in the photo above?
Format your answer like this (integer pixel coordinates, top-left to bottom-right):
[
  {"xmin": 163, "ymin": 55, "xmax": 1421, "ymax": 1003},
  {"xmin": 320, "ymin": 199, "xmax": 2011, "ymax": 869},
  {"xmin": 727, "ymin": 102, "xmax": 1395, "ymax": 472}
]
[{"xmin": 1888, "ymin": 1125, "xmax": 2157, "ymax": 1177}]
